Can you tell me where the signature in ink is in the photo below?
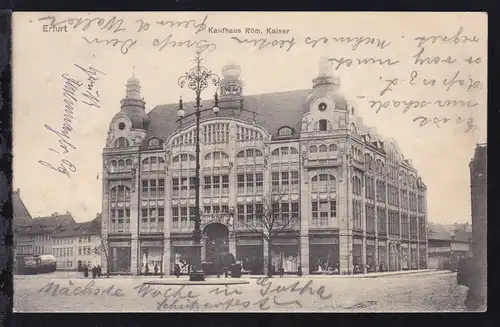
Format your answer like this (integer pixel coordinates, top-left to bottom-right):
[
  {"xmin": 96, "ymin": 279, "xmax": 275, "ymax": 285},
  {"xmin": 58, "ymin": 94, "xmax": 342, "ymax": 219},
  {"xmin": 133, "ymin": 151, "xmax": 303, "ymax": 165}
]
[{"xmin": 74, "ymin": 64, "xmax": 105, "ymax": 108}]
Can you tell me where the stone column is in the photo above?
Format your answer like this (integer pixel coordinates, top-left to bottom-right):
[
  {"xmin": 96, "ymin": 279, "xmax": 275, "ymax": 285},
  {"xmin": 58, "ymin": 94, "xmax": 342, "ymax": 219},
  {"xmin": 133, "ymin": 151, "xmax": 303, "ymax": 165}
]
[
  {"xmin": 299, "ymin": 154, "xmax": 310, "ymax": 275},
  {"xmin": 101, "ymin": 176, "xmax": 110, "ymax": 275},
  {"xmin": 163, "ymin": 237, "xmax": 171, "ymax": 275},
  {"xmin": 201, "ymin": 236, "xmax": 207, "ymax": 262},
  {"xmin": 131, "ymin": 237, "xmax": 138, "ymax": 275},
  {"xmin": 338, "ymin": 151, "xmax": 353, "ymax": 275},
  {"xmin": 229, "ymin": 232, "xmax": 236, "ymax": 257}
]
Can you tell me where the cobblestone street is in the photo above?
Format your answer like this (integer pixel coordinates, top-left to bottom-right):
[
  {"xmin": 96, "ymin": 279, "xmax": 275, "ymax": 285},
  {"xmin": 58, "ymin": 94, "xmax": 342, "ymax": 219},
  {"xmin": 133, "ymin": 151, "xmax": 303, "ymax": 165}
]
[{"xmin": 14, "ymin": 270, "xmax": 467, "ymax": 312}]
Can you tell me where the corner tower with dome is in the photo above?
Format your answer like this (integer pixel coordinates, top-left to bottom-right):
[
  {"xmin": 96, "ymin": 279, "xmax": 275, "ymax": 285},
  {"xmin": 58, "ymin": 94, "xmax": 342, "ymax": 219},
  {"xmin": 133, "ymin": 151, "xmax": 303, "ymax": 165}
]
[{"xmin": 101, "ymin": 59, "xmax": 428, "ymax": 276}]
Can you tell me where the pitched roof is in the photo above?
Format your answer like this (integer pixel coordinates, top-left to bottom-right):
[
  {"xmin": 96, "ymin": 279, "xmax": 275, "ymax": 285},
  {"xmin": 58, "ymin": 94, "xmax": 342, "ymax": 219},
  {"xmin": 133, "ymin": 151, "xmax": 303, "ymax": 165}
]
[
  {"xmin": 143, "ymin": 89, "xmax": 312, "ymax": 147},
  {"xmin": 443, "ymin": 223, "xmax": 472, "ymax": 243},
  {"xmin": 12, "ymin": 189, "xmax": 33, "ymax": 228},
  {"xmin": 17, "ymin": 213, "xmax": 76, "ymax": 235},
  {"xmin": 428, "ymin": 223, "xmax": 472, "ymax": 243},
  {"xmin": 52, "ymin": 219, "xmax": 100, "ymax": 238},
  {"xmin": 428, "ymin": 224, "xmax": 451, "ymax": 241}
]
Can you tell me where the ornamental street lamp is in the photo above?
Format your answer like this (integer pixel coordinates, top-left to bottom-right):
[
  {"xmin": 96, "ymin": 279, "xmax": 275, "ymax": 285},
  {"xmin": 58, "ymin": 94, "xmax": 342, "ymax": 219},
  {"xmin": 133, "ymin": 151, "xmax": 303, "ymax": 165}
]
[{"xmin": 177, "ymin": 53, "xmax": 220, "ymax": 281}]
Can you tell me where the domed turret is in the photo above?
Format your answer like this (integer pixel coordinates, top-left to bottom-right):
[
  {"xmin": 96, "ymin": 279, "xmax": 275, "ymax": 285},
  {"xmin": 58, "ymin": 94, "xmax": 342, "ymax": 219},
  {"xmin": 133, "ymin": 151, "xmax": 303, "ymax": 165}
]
[
  {"xmin": 118, "ymin": 69, "xmax": 150, "ymax": 130},
  {"xmin": 302, "ymin": 57, "xmax": 347, "ymax": 113},
  {"xmin": 218, "ymin": 60, "xmax": 244, "ymax": 109}
]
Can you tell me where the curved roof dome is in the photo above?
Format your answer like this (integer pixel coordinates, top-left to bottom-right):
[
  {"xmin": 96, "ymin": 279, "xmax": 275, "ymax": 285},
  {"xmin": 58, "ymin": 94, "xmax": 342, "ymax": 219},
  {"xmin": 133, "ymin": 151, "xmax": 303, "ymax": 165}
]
[
  {"xmin": 113, "ymin": 107, "xmax": 150, "ymax": 130},
  {"xmin": 302, "ymin": 85, "xmax": 348, "ymax": 114}
]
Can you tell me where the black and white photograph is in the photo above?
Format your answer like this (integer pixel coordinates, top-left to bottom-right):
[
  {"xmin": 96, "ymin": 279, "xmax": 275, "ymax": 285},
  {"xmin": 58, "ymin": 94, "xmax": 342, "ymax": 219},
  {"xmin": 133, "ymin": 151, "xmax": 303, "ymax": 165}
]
[{"xmin": 12, "ymin": 12, "xmax": 486, "ymax": 312}]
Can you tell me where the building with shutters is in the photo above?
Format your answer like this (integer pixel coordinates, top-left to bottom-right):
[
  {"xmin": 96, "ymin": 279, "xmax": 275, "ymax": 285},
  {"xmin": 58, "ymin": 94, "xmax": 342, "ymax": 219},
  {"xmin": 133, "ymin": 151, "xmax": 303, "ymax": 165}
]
[
  {"xmin": 51, "ymin": 214, "xmax": 102, "ymax": 271},
  {"xmin": 100, "ymin": 58, "xmax": 428, "ymax": 275}
]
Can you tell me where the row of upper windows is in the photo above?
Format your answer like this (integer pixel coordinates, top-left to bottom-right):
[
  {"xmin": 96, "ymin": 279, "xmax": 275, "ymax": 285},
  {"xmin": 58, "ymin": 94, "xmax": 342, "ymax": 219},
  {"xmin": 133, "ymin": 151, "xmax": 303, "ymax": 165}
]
[{"xmin": 310, "ymin": 144, "xmax": 338, "ymax": 153}]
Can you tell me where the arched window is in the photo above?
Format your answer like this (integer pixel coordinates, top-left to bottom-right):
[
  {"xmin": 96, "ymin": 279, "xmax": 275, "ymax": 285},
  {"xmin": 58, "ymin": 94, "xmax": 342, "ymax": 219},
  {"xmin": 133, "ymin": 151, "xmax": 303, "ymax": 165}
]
[
  {"xmin": 319, "ymin": 145, "xmax": 328, "ymax": 152},
  {"xmin": 110, "ymin": 185, "xmax": 131, "ymax": 202},
  {"xmin": 280, "ymin": 147, "xmax": 289, "ymax": 155},
  {"xmin": 319, "ymin": 119, "xmax": 328, "ymax": 131},
  {"xmin": 329, "ymin": 144, "xmax": 337, "ymax": 152},
  {"xmin": 126, "ymin": 159, "xmax": 133, "ymax": 168},
  {"xmin": 173, "ymin": 154, "xmax": 195, "ymax": 163},
  {"xmin": 278, "ymin": 127, "xmax": 293, "ymax": 136},
  {"xmin": 310, "ymin": 145, "xmax": 318, "ymax": 153},
  {"xmin": 148, "ymin": 138, "xmax": 161, "ymax": 147},
  {"xmin": 110, "ymin": 160, "xmax": 117, "ymax": 168},
  {"xmin": 173, "ymin": 156, "xmax": 179, "ymax": 163},
  {"xmin": 352, "ymin": 176, "xmax": 362, "ymax": 195},
  {"xmin": 311, "ymin": 174, "xmax": 336, "ymax": 192},
  {"xmin": 118, "ymin": 160, "xmax": 125, "ymax": 169},
  {"xmin": 290, "ymin": 148, "xmax": 298, "ymax": 154},
  {"xmin": 205, "ymin": 153, "xmax": 212, "ymax": 160},
  {"xmin": 255, "ymin": 149, "xmax": 263, "ymax": 156},
  {"xmin": 115, "ymin": 137, "xmax": 129, "ymax": 148},
  {"xmin": 272, "ymin": 148, "xmax": 280, "ymax": 156}
]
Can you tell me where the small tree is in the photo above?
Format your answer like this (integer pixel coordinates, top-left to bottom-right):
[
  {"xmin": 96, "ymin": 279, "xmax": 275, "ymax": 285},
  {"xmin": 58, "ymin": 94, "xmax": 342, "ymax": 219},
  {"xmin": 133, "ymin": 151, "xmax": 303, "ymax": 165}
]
[{"xmin": 239, "ymin": 191, "xmax": 299, "ymax": 277}]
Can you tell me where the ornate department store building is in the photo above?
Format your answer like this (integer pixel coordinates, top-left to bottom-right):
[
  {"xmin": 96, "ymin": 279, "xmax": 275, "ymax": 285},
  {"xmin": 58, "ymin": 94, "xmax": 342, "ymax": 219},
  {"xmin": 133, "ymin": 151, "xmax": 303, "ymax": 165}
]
[{"xmin": 101, "ymin": 59, "xmax": 428, "ymax": 275}]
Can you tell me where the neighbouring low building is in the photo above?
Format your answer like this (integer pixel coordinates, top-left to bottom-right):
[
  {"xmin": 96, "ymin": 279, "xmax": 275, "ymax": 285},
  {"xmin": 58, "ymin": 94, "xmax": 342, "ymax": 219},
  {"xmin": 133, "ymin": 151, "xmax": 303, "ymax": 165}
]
[
  {"xmin": 16, "ymin": 211, "xmax": 75, "ymax": 259},
  {"xmin": 13, "ymin": 189, "xmax": 33, "ymax": 258},
  {"xmin": 51, "ymin": 214, "xmax": 102, "ymax": 271},
  {"xmin": 427, "ymin": 223, "xmax": 472, "ymax": 269}
]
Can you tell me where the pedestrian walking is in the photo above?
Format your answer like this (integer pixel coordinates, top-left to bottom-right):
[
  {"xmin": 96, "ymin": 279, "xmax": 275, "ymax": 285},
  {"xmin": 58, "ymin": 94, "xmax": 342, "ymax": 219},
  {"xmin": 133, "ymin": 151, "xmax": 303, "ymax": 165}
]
[
  {"xmin": 97, "ymin": 265, "xmax": 102, "ymax": 278},
  {"xmin": 92, "ymin": 266, "xmax": 96, "ymax": 279},
  {"xmin": 154, "ymin": 264, "xmax": 158, "ymax": 276},
  {"xmin": 297, "ymin": 265, "xmax": 302, "ymax": 277},
  {"xmin": 174, "ymin": 263, "xmax": 181, "ymax": 278},
  {"xmin": 145, "ymin": 263, "xmax": 149, "ymax": 276},
  {"xmin": 83, "ymin": 264, "xmax": 89, "ymax": 278},
  {"xmin": 278, "ymin": 266, "xmax": 284, "ymax": 278}
]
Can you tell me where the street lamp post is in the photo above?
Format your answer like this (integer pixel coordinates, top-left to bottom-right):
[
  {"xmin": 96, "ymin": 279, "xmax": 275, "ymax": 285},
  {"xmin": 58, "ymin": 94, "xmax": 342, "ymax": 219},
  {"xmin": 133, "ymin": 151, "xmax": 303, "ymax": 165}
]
[{"xmin": 177, "ymin": 53, "xmax": 220, "ymax": 281}]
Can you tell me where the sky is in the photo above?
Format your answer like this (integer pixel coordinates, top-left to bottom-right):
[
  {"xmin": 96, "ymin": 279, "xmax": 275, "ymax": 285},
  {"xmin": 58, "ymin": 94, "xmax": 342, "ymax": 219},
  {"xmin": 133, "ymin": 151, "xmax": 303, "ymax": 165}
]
[{"xmin": 12, "ymin": 12, "xmax": 486, "ymax": 223}]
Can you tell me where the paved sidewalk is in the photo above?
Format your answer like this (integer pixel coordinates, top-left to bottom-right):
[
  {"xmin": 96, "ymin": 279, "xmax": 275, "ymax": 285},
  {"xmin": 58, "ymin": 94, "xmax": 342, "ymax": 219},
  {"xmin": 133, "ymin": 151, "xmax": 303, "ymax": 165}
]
[
  {"xmin": 243, "ymin": 269, "xmax": 449, "ymax": 279},
  {"xmin": 15, "ymin": 269, "xmax": 450, "ymax": 280}
]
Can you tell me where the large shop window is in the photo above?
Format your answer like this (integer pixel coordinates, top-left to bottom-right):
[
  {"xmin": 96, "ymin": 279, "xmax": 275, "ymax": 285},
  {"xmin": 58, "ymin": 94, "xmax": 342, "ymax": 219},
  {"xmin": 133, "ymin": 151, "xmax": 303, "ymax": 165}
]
[
  {"xmin": 310, "ymin": 244, "xmax": 339, "ymax": 274},
  {"xmin": 171, "ymin": 248, "xmax": 201, "ymax": 274},
  {"xmin": 353, "ymin": 242, "xmax": 363, "ymax": 271},
  {"xmin": 140, "ymin": 247, "xmax": 163, "ymax": 275},
  {"xmin": 171, "ymin": 176, "xmax": 196, "ymax": 198},
  {"xmin": 378, "ymin": 245, "xmax": 387, "ymax": 271},
  {"xmin": 236, "ymin": 173, "xmax": 263, "ymax": 195},
  {"xmin": 271, "ymin": 245, "xmax": 299, "ymax": 274},
  {"xmin": 204, "ymin": 174, "xmax": 229, "ymax": 196},
  {"xmin": 109, "ymin": 246, "xmax": 131, "ymax": 273},
  {"xmin": 366, "ymin": 242, "xmax": 376, "ymax": 272}
]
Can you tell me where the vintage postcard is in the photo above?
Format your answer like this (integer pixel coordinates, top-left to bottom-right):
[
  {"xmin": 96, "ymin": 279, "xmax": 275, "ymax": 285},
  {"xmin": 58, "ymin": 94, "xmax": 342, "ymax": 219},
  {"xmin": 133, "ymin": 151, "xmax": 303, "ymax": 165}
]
[{"xmin": 12, "ymin": 12, "xmax": 487, "ymax": 312}]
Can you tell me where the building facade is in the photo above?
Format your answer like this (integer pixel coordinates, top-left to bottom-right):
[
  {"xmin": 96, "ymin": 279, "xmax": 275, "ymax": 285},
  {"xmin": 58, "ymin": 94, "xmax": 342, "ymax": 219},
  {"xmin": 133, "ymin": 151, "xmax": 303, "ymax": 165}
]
[
  {"xmin": 13, "ymin": 189, "xmax": 33, "ymax": 259},
  {"xmin": 427, "ymin": 223, "xmax": 471, "ymax": 269},
  {"xmin": 51, "ymin": 214, "xmax": 102, "ymax": 270},
  {"xmin": 15, "ymin": 212, "xmax": 75, "ymax": 257},
  {"xmin": 101, "ymin": 58, "xmax": 428, "ymax": 275}
]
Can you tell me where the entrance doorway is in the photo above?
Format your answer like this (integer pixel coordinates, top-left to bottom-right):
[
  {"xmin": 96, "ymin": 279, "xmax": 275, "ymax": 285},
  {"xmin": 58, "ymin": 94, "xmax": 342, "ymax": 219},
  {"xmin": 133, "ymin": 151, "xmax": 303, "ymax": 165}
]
[{"xmin": 203, "ymin": 223, "xmax": 229, "ymax": 264}]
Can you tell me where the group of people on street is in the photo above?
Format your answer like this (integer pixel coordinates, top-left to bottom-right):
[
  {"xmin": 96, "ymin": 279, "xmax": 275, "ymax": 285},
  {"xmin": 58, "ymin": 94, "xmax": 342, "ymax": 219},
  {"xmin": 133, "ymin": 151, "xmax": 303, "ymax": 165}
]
[
  {"xmin": 81, "ymin": 264, "xmax": 101, "ymax": 278},
  {"xmin": 142, "ymin": 263, "xmax": 160, "ymax": 275}
]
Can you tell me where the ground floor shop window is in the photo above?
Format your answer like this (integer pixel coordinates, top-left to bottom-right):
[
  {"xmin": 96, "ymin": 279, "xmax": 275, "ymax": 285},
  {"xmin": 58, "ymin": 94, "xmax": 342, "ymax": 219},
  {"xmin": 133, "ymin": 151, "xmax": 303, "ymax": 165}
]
[
  {"xmin": 353, "ymin": 243, "xmax": 362, "ymax": 273},
  {"xmin": 271, "ymin": 245, "xmax": 298, "ymax": 274},
  {"xmin": 171, "ymin": 247, "xmax": 200, "ymax": 274},
  {"xmin": 366, "ymin": 245, "xmax": 375, "ymax": 272},
  {"xmin": 140, "ymin": 248, "xmax": 163, "ymax": 275},
  {"xmin": 419, "ymin": 247, "xmax": 426, "ymax": 268},
  {"xmin": 310, "ymin": 244, "xmax": 339, "ymax": 274},
  {"xmin": 401, "ymin": 246, "xmax": 410, "ymax": 270},
  {"xmin": 410, "ymin": 247, "xmax": 418, "ymax": 269},
  {"xmin": 236, "ymin": 245, "xmax": 263, "ymax": 274},
  {"xmin": 109, "ymin": 247, "xmax": 131, "ymax": 273},
  {"xmin": 389, "ymin": 243, "xmax": 400, "ymax": 271},
  {"xmin": 378, "ymin": 246, "xmax": 387, "ymax": 271}
]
